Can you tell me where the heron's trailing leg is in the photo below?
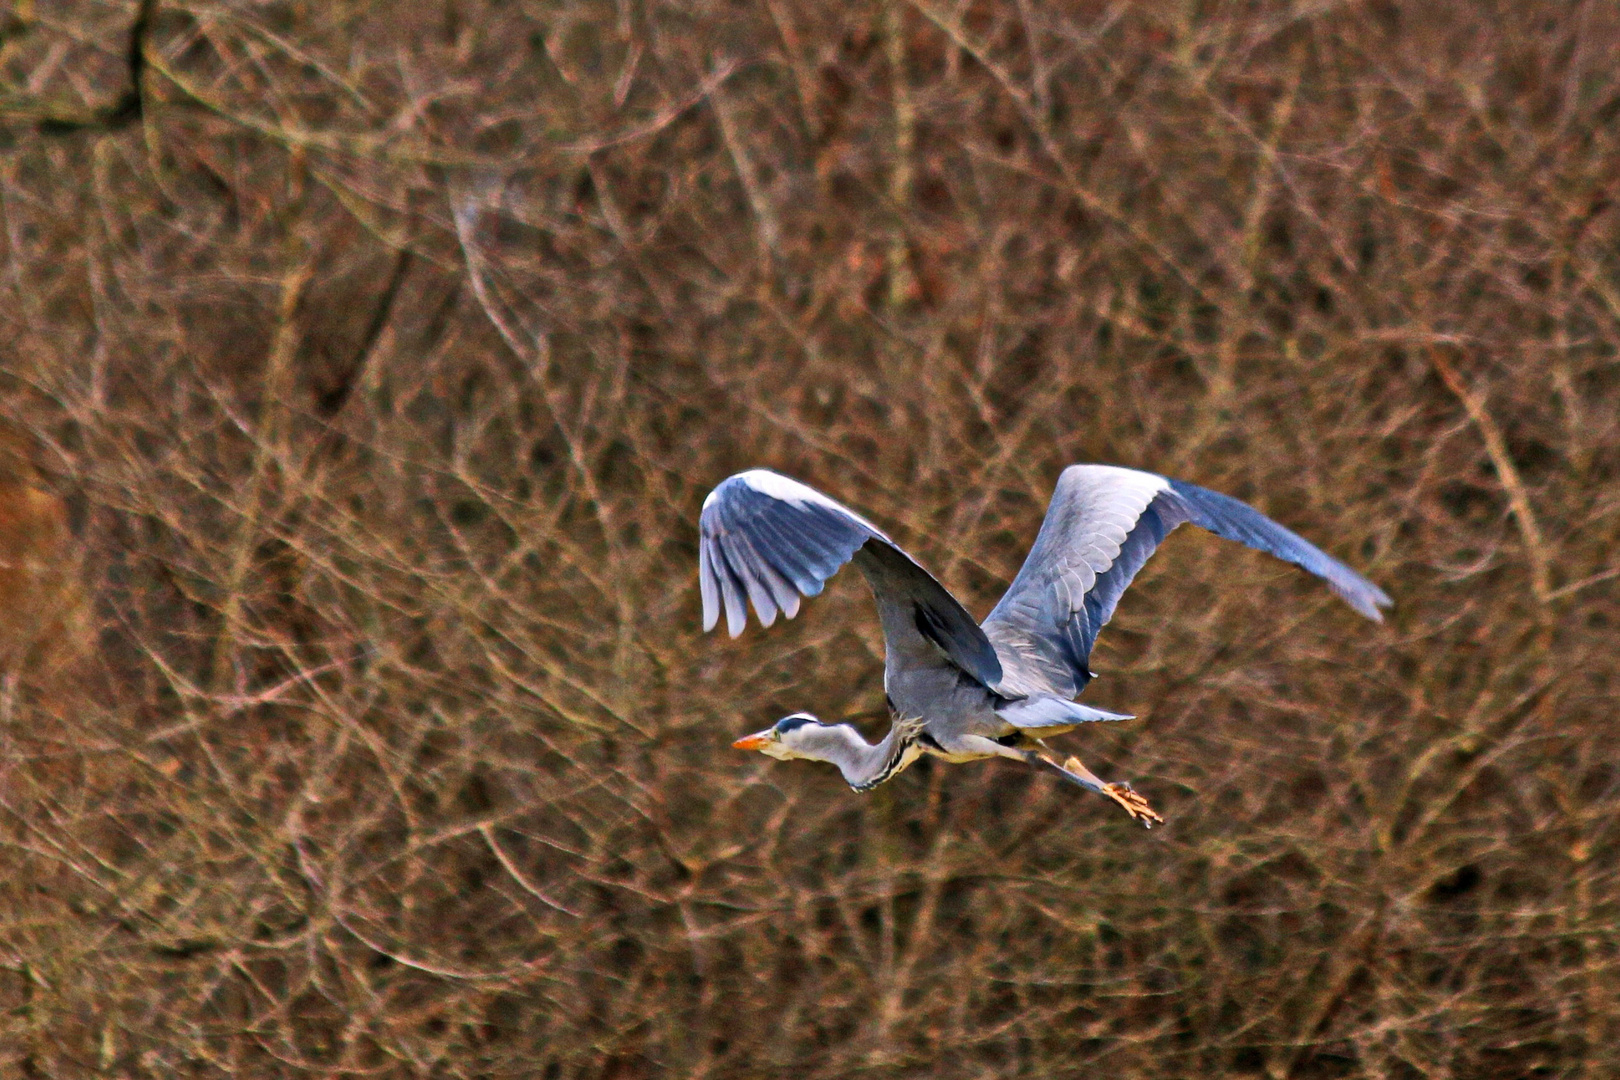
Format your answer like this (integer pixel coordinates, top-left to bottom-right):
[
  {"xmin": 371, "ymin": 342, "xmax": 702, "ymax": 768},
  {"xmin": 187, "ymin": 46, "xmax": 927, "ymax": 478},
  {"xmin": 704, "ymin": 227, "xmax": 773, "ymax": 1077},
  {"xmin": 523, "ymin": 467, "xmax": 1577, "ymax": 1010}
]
[
  {"xmin": 1034, "ymin": 749, "xmax": 1163, "ymax": 828},
  {"xmin": 943, "ymin": 733, "xmax": 1163, "ymax": 827}
]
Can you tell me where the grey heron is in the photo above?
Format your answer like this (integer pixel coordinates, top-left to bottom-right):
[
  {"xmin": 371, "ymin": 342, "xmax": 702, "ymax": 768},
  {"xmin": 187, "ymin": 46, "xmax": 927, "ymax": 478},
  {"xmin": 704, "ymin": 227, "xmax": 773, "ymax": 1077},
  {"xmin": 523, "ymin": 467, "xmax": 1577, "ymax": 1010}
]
[{"xmin": 702, "ymin": 465, "xmax": 1390, "ymax": 825}]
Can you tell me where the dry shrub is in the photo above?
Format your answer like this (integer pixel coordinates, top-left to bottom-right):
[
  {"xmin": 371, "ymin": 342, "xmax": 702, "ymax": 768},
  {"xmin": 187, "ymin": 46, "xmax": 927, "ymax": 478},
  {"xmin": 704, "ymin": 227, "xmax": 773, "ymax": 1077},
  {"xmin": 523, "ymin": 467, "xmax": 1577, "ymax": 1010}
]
[{"xmin": 1, "ymin": 1, "xmax": 1617, "ymax": 1076}]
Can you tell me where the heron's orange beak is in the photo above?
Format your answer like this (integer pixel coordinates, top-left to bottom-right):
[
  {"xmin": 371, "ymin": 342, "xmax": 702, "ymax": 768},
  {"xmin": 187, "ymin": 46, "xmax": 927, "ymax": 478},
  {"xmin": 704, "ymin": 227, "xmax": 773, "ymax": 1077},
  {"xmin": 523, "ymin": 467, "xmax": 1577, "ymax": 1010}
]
[{"xmin": 732, "ymin": 733, "xmax": 770, "ymax": 751}]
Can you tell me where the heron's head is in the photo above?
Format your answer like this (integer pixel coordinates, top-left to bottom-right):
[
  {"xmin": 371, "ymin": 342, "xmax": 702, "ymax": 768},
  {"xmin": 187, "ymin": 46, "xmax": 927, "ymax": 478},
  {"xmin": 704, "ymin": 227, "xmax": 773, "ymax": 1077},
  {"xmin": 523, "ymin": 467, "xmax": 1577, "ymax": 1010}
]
[{"xmin": 731, "ymin": 713, "xmax": 824, "ymax": 761}]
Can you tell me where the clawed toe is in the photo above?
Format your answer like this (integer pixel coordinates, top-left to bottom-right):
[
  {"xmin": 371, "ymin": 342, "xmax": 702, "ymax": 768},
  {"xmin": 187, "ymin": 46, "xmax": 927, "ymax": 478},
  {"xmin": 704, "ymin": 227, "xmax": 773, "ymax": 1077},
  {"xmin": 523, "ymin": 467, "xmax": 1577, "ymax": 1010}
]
[
  {"xmin": 1053, "ymin": 755, "xmax": 1164, "ymax": 827},
  {"xmin": 1102, "ymin": 782, "xmax": 1164, "ymax": 829}
]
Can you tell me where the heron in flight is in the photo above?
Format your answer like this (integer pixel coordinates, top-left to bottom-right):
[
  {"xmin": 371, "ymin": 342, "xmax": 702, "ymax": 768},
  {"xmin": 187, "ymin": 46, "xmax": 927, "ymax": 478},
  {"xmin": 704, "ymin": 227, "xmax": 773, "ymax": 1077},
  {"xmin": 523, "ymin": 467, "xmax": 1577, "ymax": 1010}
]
[{"xmin": 701, "ymin": 465, "xmax": 1390, "ymax": 825}]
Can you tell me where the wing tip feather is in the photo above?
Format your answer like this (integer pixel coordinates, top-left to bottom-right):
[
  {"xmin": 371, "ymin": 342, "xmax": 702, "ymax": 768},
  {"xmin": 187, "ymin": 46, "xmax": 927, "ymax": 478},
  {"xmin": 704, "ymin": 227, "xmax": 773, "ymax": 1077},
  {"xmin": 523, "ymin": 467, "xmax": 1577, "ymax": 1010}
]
[
  {"xmin": 699, "ymin": 543, "xmax": 721, "ymax": 631},
  {"xmin": 1344, "ymin": 580, "xmax": 1393, "ymax": 623}
]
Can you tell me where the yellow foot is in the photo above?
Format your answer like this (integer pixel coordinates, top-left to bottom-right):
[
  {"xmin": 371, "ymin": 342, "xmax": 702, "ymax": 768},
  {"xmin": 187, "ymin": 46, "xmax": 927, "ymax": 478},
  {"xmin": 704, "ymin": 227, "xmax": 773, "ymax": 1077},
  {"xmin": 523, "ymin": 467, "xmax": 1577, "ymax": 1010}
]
[
  {"xmin": 1061, "ymin": 756, "xmax": 1162, "ymax": 827},
  {"xmin": 1102, "ymin": 782, "xmax": 1163, "ymax": 828}
]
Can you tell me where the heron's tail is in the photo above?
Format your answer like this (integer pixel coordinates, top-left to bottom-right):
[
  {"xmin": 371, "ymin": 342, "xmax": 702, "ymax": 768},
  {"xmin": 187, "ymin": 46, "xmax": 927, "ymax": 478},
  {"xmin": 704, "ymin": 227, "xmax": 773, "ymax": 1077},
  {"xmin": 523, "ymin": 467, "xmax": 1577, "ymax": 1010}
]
[{"xmin": 996, "ymin": 694, "xmax": 1133, "ymax": 732}]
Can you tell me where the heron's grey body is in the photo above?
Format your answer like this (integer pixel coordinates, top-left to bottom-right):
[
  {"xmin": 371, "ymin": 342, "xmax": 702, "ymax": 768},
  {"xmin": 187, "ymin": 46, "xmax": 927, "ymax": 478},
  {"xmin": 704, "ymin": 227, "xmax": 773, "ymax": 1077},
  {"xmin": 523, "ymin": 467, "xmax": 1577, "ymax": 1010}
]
[{"xmin": 704, "ymin": 465, "xmax": 1390, "ymax": 822}]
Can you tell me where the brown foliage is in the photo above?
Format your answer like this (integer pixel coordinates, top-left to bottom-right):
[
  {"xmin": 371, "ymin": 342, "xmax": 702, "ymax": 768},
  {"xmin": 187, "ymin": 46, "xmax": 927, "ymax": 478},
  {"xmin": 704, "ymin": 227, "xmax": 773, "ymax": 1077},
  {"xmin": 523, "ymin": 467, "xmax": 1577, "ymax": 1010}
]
[{"xmin": 1, "ymin": 1, "xmax": 1618, "ymax": 1076}]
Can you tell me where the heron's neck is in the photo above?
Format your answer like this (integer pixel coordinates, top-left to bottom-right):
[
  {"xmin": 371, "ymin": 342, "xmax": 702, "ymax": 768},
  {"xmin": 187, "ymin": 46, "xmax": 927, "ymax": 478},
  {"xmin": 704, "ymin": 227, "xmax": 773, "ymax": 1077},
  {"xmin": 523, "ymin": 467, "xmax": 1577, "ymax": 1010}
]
[{"xmin": 809, "ymin": 721, "xmax": 920, "ymax": 791}]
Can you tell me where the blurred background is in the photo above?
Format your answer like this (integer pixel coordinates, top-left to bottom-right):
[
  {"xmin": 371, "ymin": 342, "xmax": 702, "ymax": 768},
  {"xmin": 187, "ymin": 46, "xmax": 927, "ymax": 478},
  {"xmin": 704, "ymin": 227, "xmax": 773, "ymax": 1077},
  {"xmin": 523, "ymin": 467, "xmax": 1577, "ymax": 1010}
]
[{"xmin": 1, "ymin": 1, "xmax": 1617, "ymax": 1076}]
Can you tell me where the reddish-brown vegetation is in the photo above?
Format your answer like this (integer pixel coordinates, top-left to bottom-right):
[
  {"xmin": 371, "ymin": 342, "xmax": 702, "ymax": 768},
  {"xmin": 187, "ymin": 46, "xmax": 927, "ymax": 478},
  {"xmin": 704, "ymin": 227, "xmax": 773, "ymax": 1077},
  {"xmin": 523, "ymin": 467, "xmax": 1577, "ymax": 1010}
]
[{"xmin": 1, "ymin": 1, "xmax": 1617, "ymax": 1076}]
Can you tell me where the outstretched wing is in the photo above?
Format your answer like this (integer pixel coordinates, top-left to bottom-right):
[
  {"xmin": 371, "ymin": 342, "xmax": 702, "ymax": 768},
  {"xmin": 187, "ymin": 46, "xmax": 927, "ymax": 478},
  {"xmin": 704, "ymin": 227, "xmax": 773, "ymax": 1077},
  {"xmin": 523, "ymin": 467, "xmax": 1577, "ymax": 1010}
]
[
  {"xmin": 699, "ymin": 470, "xmax": 1003, "ymax": 686},
  {"xmin": 982, "ymin": 465, "xmax": 1391, "ymax": 698}
]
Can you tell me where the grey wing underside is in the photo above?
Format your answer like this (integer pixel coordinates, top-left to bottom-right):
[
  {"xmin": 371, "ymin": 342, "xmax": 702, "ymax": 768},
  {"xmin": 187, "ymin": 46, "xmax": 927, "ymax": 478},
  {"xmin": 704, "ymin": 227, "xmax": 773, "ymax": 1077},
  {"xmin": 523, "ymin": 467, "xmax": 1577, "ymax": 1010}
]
[
  {"xmin": 698, "ymin": 470, "xmax": 1003, "ymax": 686},
  {"xmin": 982, "ymin": 465, "xmax": 1392, "ymax": 699}
]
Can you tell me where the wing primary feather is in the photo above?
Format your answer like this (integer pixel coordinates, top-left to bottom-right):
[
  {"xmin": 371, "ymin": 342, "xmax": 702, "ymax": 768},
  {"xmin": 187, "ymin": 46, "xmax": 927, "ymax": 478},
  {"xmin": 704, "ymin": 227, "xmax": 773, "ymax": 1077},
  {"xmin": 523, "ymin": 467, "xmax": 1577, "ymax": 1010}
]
[
  {"xmin": 698, "ymin": 541, "xmax": 721, "ymax": 631},
  {"xmin": 746, "ymin": 512, "xmax": 827, "ymax": 594},
  {"xmin": 711, "ymin": 537, "xmax": 751, "ymax": 637},
  {"xmin": 752, "ymin": 548, "xmax": 801, "ymax": 615},
  {"xmin": 795, "ymin": 508, "xmax": 860, "ymax": 576},
  {"xmin": 721, "ymin": 531, "xmax": 779, "ymax": 626},
  {"xmin": 729, "ymin": 490, "xmax": 850, "ymax": 582},
  {"xmin": 1165, "ymin": 479, "xmax": 1391, "ymax": 620},
  {"xmin": 729, "ymin": 529, "xmax": 797, "ymax": 621}
]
